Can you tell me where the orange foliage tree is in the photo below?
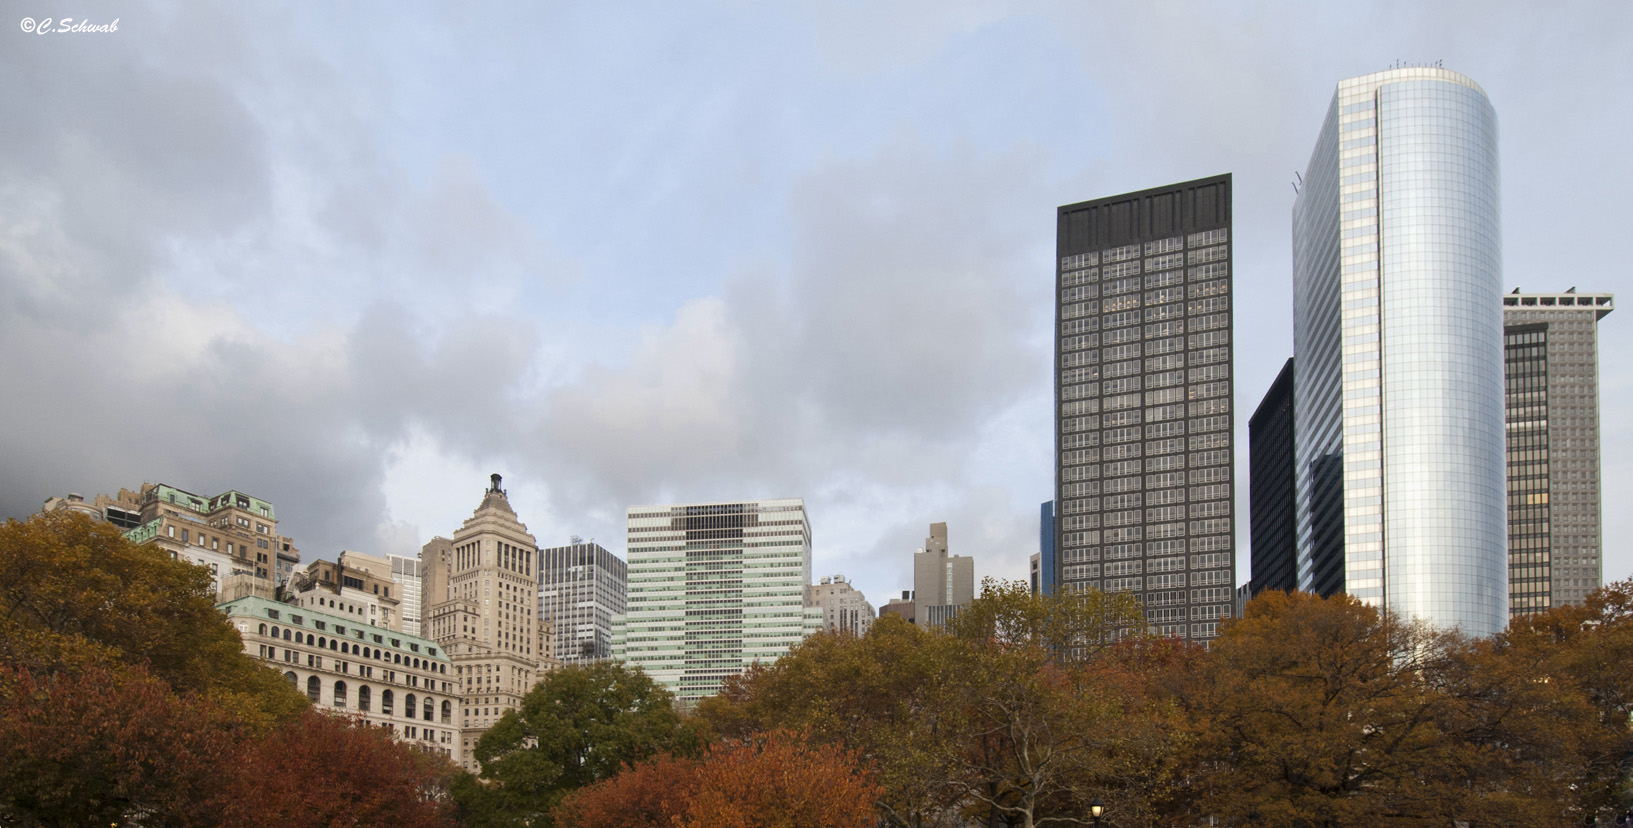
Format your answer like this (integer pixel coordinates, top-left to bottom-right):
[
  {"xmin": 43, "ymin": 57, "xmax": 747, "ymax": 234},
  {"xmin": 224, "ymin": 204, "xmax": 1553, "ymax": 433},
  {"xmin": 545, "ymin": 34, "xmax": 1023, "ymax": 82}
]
[
  {"xmin": 216, "ymin": 709, "xmax": 459, "ymax": 828},
  {"xmin": 554, "ymin": 731, "xmax": 881, "ymax": 828},
  {"xmin": 0, "ymin": 665, "xmax": 236, "ymax": 827}
]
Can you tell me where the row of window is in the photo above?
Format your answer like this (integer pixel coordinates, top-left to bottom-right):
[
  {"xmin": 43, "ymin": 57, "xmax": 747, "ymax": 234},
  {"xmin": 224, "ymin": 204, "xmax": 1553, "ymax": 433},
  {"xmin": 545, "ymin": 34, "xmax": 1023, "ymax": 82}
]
[{"xmin": 286, "ymin": 673, "xmax": 452, "ymax": 723}]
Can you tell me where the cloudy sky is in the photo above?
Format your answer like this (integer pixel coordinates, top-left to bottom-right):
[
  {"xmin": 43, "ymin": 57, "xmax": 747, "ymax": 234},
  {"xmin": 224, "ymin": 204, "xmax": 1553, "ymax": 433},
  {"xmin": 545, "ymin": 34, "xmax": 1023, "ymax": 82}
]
[{"xmin": 3, "ymin": 0, "xmax": 1630, "ymax": 607}]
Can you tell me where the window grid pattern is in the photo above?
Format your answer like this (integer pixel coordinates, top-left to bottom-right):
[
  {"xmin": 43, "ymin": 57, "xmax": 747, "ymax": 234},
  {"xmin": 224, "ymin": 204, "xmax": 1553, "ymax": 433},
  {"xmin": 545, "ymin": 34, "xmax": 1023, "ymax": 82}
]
[
  {"xmin": 1503, "ymin": 296, "xmax": 1613, "ymax": 613},
  {"xmin": 1504, "ymin": 326, "xmax": 1551, "ymax": 615},
  {"xmin": 1056, "ymin": 188, "xmax": 1234, "ymax": 642}
]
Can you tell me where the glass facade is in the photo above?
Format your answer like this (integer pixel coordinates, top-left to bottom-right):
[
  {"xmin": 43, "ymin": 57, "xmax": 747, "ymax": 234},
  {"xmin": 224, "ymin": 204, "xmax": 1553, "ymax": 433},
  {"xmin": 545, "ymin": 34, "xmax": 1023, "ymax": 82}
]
[
  {"xmin": 1504, "ymin": 324, "xmax": 1551, "ymax": 615},
  {"xmin": 538, "ymin": 541, "xmax": 627, "ymax": 665},
  {"xmin": 612, "ymin": 499, "xmax": 822, "ymax": 706},
  {"xmin": 1293, "ymin": 68, "xmax": 1507, "ymax": 637},
  {"xmin": 1248, "ymin": 358, "xmax": 1298, "ymax": 595},
  {"xmin": 1055, "ymin": 176, "xmax": 1235, "ymax": 643}
]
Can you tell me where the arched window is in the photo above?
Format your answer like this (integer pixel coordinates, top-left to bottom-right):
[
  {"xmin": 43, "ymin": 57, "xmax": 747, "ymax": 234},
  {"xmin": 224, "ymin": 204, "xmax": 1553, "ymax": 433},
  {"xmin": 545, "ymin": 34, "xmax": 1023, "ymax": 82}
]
[
  {"xmin": 258, "ymin": 623, "xmax": 268, "ymax": 636},
  {"xmin": 306, "ymin": 676, "xmax": 321, "ymax": 703},
  {"xmin": 441, "ymin": 700, "xmax": 452, "ymax": 724},
  {"xmin": 405, "ymin": 693, "xmax": 417, "ymax": 718},
  {"xmin": 394, "ymin": 654, "xmax": 402, "ymax": 664},
  {"xmin": 283, "ymin": 629, "xmax": 292, "ymax": 641},
  {"xmin": 318, "ymin": 637, "xmax": 327, "ymax": 649},
  {"xmin": 358, "ymin": 685, "xmax": 372, "ymax": 712},
  {"xmin": 330, "ymin": 639, "xmax": 338, "ymax": 651},
  {"xmin": 382, "ymin": 689, "xmax": 394, "ymax": 716},
  {"xmin": 423, "ymin": 697, "xmax": 433, "ymax": 721},
  {"xmin": 334, "ymin": 681, "xmax": 348, "ymax": 708},
  {"xmin": 284, "ymin": 671, "xmax": 297, "ymax": 686}
]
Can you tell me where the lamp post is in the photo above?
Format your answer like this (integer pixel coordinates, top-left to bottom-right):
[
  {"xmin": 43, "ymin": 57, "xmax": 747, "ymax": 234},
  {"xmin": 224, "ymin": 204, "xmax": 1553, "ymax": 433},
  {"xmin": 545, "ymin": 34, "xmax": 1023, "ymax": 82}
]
[{"xmin": 1089, "ymin": 798, "xmax": 1105, "ymax": 825}]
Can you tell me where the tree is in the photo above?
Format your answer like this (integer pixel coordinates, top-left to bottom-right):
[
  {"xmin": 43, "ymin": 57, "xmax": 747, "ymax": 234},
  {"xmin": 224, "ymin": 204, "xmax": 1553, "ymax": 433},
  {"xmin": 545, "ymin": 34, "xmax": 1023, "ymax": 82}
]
[
  {"xmin": 1475, "ymin": 579, "xmax": 1633, "ymax": 822},
  {"xmin": 0, "ymin": 511, "xmax": 306, "ymax": 730},
  {"xmin": 551, "ymin": 753, "xmax": 700, "ymax": 828},
  {"xmin": 696, "ymin": 615, "xmax": 969, "ymax": 826},
  {"xmin": 215, "ymin": 709, "xmax": 459, "ymax": 828},
  {"xmin": 457, "ymin": 660, "xmax": 700, "ymax": 826},
  {"xmin": 697, "ymin": 592, "xmax": 1185, "ymax": 828},
  {"xmin": 945, "ymin": 578, "xmax": 1148, "ymax": 663},
  {"xmin": 554, "ymin": 732, "xmax": 881, "ymax": 828},
  {"xmin": 0, "ymin": 665, "xmax": 236, "ymax": 828},
  {"xmin": 682, "ymin": 731, "xmax": 881, "ymax": 828},
  {"xmin": 1180, "ymin": 590, "xmax": 1484, "ymax": 827}
]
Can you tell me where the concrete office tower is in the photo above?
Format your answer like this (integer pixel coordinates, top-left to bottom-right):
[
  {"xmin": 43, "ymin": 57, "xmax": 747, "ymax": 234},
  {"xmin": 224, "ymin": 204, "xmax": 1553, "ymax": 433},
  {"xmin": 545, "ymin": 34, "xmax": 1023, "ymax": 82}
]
[
  {"xmin": 613, "ymin": 499, "xmax": 822, "ymax": 707},
  {"xmin": 1503, "ymin": 290, "xmax": 1613, "ymax": 616},
  {"xmin": 1293, "ymin": 67, "xmax": 1506, "ymax": 636},
  {"xmin": 1055, "ymin": 175, "xmax": 1237, "ymax": 641},
  {"xmin": 1035, "ymin": 501, "xmax": 1056, "ymax": 596},
  {"xmin": 809, "ymin": 574, "xmax": 875, "ymax": 636},
  {"xmin": 44, "ymin": 482, "xmax": 300, "ymax": 600},
  {"xmin": 388, "ymin": 554, "xmax": 424, "ymax": 637},
  {"xmin": 221, "ymin": 596, "xmax": 460, "ymax": 763},
  {"xmin": 1249, "ymin": 359, "xmax": 1298, "ymax": 595},
  {"xmin": 539, "ymin": 538, "xmax": 627, "ymax": 665},
  {"xmin": 421, "ymin": 474, "xmax": 557, "ymax": 769},
  {"xmin": 913, "ymin": 522, "xmax": 975, "ymax": 628}
]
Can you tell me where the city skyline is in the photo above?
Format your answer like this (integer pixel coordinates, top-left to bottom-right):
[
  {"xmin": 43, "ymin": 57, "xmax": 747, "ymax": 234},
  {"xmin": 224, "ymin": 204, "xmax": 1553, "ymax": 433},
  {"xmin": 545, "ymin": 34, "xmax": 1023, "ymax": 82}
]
[{"xmin": 3, "ymin": 2, "xmax": 1631, "ymax": 613}]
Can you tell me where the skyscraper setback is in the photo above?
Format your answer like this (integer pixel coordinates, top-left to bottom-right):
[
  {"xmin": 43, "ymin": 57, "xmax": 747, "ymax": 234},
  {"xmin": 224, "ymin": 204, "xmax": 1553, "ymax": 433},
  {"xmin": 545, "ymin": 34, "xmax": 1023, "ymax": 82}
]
[
  {"xmin": 1054, "ymin": 174, "xmax": 1236, "ymax": 642},
  {"xmin": 1292, "ymin": 67, "xmax": 1507, "ymax": 636}
]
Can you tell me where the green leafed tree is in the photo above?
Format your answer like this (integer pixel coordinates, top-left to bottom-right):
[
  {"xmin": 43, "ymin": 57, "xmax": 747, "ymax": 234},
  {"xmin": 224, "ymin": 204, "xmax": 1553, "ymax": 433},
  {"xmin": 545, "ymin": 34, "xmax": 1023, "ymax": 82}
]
[{"xmin": 455, "ymin": 660, "xmax": 701, "ymax": 827}]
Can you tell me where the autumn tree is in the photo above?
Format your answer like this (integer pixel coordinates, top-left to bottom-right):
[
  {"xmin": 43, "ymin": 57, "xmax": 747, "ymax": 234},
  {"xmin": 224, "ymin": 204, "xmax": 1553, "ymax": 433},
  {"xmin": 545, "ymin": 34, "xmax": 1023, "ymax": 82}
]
[
  {"xmin": 550, "ymin": 753, "xmax": 699, "ymax": 828},
  {"xmin": 696, "ymin": 615, "xmax": 968, "ymax": 825},
  {"xmin": 1469, "ymin": 579, "xmax": 1633, "ymax": 822},
  {"xmin": 0, "ymin": 511, "xmax": 306, "ymax": 729},
  {"xmin": 945, "ymin": 577, "xmax": 1148, "ymax": 663},
  {"xmin": 699, "ymin": 585, "xmax": 1186, "ymax": 828},
  {"xmin": 215, "ymin": 709, "xmax": 459, "ymax": 828},
  {"xmin": 456, "ymin": 660, "xmax": 701, "ymax": 827},
  {"xmin": 554, "ymin": 731, "xmax": 880, "ymax": 828},
  {"xmin": 0, "ymin": 665, "xmax": 236, "ymax": 828},
  {"xmin": 1167, "ymin": 588, "xmax": 1628, "ymax": 828}
]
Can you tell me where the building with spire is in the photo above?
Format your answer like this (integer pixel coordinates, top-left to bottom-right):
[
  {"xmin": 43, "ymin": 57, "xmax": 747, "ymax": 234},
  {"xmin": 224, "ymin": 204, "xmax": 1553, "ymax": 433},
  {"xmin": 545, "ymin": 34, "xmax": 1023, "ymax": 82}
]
[{"xmin": 421, "ymin": 474, "xmax": 557, "ymax": 769}]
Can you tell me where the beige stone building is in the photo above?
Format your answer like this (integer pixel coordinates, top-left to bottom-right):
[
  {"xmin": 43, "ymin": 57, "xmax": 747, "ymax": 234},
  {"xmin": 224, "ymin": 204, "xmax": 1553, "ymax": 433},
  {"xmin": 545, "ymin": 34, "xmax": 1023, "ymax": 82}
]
[
  {"xmin": 422, "ymin": 474, "xmax": 557, "ymax": 769},
  {"xmin": 913, "ymin": 522, "xmax": 974, "ymax": 628},
  {"xmin": 221, "ymin": 596, "xmax": 460, "ymax": 763},
  {"xmin": 44, "ymin": 483, "xmax": 300, "ymax": 600},
  {"xmin": 808, "ymin": 574, "xmax": 875, "ymax": 636},
  {"xmin": 289, "ymin": 551, "xmax": 406, "ymax": 632}
]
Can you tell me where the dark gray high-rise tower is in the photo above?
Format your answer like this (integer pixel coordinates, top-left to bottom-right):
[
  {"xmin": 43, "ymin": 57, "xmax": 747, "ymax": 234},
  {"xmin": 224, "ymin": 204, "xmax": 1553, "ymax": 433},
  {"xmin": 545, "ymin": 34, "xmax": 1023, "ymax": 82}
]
[
  {"xmin": 1054, "ymin": 174, "xmax": 1236, "ymax": 642},
  {"xmin": 1502, "ymin": 290, "xmax": 1613, "ymax": 616}
]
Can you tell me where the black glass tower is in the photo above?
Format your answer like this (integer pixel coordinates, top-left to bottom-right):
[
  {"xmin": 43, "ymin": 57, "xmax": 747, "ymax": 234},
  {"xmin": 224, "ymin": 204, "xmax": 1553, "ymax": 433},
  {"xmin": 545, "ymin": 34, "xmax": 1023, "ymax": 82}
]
[
  {"xmin": 1054, "ymin": 174, "xmax": 1235, "ymax": 642},
  {"xmin": 1249, "ymin": 358, "xmax": 1297, "ymax": 595}
]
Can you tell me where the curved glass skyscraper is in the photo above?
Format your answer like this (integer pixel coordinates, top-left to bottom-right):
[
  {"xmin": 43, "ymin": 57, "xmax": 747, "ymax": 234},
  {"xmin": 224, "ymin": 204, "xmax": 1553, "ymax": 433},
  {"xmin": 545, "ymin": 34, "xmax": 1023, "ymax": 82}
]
[{"xmin": 1292, "ymin": 67, "xmax": 1507, "ymax": 637}]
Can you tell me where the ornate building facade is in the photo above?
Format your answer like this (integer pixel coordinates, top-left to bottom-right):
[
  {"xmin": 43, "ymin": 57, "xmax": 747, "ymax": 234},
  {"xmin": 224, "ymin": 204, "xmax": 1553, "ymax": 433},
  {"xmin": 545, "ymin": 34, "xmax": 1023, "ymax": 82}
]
[{"xmin": 421, "ymin": 474, "xmax": 557, "ymax": 769}]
